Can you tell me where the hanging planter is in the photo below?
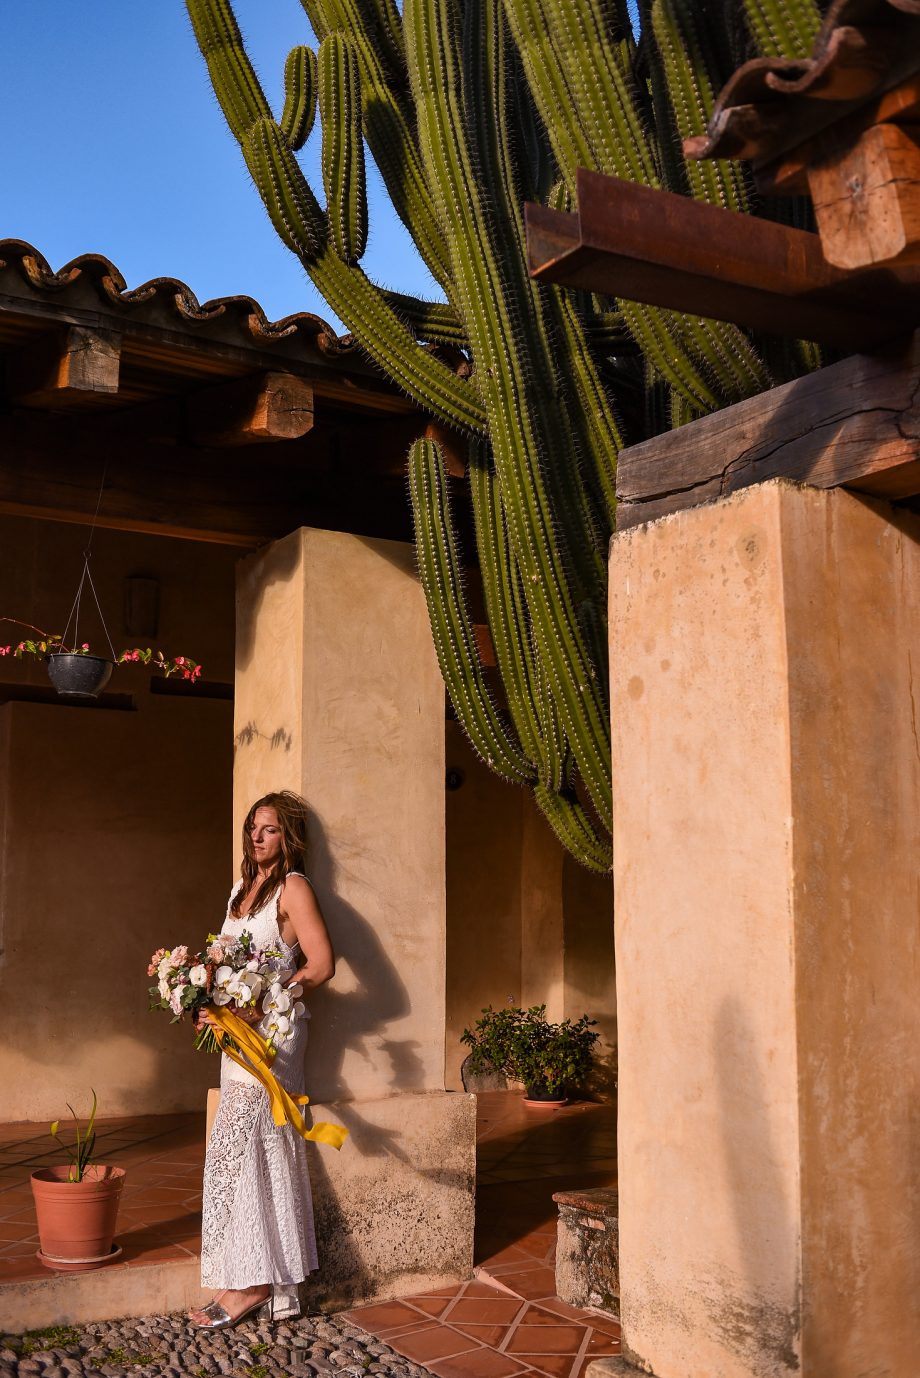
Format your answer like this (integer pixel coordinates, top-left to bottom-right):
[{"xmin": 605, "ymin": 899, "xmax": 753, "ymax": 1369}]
[
  {"xmin": 2, "ymin": 477, "xmax": 201, "ymax": 699},
  {"xmin": 46, "ymin": 652, "xmax": 115, "ymax": 700},
  {"xmin": 0, "ymin": 621, "xmax": 202, "ymax": 698}
]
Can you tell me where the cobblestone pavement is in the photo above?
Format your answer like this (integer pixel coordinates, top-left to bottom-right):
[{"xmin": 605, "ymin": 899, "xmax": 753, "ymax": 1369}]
[{"xmin": 0, "ymin": 1312, "xmax": 433, "ymax": 1378}]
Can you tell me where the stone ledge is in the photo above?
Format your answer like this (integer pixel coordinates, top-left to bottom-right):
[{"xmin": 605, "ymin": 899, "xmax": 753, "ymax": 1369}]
[
  {"xmin": 0, "ymin": 1255, "xmax": 206, "ymax": 1333},
  {"xmin": 554, "ymin": 1186, "xmax": 619, "ymax": 1316}
]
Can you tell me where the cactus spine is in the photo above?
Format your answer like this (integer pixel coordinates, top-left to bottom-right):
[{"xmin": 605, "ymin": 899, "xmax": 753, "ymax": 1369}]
[{"xmin": 187, "ymin": 0, "xmax": 823, "ymax": 871}]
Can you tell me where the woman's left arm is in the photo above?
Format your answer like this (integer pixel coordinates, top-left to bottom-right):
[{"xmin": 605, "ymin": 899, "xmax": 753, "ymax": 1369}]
[{"xmin": 279, "ymin": 875, "xmax": 336, "ymax": 991}]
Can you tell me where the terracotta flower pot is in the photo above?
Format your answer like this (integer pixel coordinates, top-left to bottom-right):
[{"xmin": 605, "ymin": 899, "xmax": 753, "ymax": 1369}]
[
  {"xmin": 30, "ymin": 1165, "xmax": 125, "ymax": 1267},
  {"xmin": 46, "ymin": 653, "xmax": 114, "ymax": 699}
]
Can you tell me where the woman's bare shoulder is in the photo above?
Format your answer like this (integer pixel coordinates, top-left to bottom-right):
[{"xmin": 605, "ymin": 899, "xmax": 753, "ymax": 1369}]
[{"xmin": 281, "ymin": 873, "xmax": 315, "ymax": 900}]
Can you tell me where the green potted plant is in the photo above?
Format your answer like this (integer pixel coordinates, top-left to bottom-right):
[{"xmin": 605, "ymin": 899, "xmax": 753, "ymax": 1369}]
[
  {"xmin": 461, "ymin": 1004, "xmax": 599, "ymax": 1106},
  {"xmin": 30, "ymin": 1092, "xmax": 126, "ymax": 1271}
]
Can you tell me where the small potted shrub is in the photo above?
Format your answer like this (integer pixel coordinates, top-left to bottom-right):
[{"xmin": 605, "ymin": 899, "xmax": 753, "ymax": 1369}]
[
  {"xmin": 30, "ymin": 1092, "xmax": 125, "ymax": 1271},
  {"xmin": 461, "ymin": 1004, "xmax": 599, "ymax": 1106}
]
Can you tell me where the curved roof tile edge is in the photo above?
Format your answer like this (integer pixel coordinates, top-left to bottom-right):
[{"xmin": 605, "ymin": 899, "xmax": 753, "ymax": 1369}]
[
  {"xmin": 0, "ymin": 238, "xmax": 358, "ymax": 358},
  {"xmin": 685, "ymin": 0, "xmax": 920, "ymax": 164}
]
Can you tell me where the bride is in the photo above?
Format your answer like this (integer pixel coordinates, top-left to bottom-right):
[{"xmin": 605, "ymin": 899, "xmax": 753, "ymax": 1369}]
[{"xmin": 189, "ymin": 790, "xmax": 335, "ymax": 1329}]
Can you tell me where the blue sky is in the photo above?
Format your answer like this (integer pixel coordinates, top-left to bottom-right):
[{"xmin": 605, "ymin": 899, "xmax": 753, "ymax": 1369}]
[{"xmin": 1, "ymin": 1, "xmax": 437, "ymax": 331}]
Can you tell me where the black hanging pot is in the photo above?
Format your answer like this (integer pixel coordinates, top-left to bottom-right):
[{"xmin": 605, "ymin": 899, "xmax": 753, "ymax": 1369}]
[{"xmin": 47, "ymin": 653, "xmax": 114, "ymax": 700}]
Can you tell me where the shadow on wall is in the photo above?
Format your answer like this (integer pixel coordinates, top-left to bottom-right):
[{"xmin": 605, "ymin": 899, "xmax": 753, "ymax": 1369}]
[{"xmin": 301, "ymin": 806, "xmax": 422, "ymax": 1157}]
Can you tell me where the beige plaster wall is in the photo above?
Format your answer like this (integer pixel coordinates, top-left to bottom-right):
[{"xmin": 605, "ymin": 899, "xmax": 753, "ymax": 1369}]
[
  {"xmin": 610, "ymin": 481, "xmax": 920, "ymax": 1377},
  {"xmin": 444, "ymin": 725, "xmax": 616, "ymax": 1093},
  {"xmin": 0, "ymin": 515, "xmax": 240, "ymax": 1121},
  {"xmin": 445, "ymin": 721, "xmax": 523, "ymax": 1089},
  {"xmin": 234, "ymin": 527, "xmax": 447, "ymax": 1104}
]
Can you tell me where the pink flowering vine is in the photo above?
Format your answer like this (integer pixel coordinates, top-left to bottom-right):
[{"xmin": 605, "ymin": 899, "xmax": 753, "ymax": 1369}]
[{"xmin": 0, "ymin": 618, "xmax": 202, "ymax": 682}]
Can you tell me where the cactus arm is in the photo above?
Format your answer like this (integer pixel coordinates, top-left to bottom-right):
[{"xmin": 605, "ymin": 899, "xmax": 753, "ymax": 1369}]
[
  {"xmin": 319, "ymin": 33, "xmax": 368, "ymax": 263},
  {"xmin": 469, "ymin": 447, "xmax": 549, "ymax": 778},
  {"xmin": 650, "ymin": 0, "xmax": 750, "ymax": 213},
  {"xmin": 550, "ymin": 291, "xmax": 621, "ymax": 528},
  {"xmin": 410, "ymin": 437, "xmax": 535, "ymax": 784},
  {"xmin": 503, "ymin": 0, "xmax": 658, "ymax": 192},
  {"xmin": 405, "ymin": 0, "xmax": 613, "ymax": 828},
  {"xmin": 187, "ymin": 0, "xmax": 273, "ymax": 141},
  {"xmin": 534, "ymin": 784, "xmax": 612, "ymax": 873},
  {"xmin": 280, "ymin": 45, "xmax": 317, "ymax": 151},
  {"xmin": 381, "ymin": 291, "xmax": 468, "ymax": 348},
  {"xmin": 741, "ymin": 0, "xmax": 822, "ymax": 60},
  {"xmin": 242, "ymin": 117, "xmax": 486, "ymax": 429},
  {"xmin": 304, "ymin": 0, "xmax": 456, "ymax": 288}
]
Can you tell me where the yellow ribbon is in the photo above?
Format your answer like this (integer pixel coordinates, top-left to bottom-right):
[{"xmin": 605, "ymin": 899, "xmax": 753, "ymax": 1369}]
[{"xmin": 209, "ymin": 1006, "xmax": 348, "ymax": 1151}]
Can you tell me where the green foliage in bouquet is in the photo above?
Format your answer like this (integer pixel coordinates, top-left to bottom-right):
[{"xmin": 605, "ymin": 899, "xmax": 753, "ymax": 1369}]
[
  {"xmin": 49, "ymin": 1090, "xmax": 98, "ymax": 1184},
  {"xmin": 187, "ymin": 0, "xmax": 824, "ymax": 872},
  {"xmin": 461, "ymin": 1004, "xmax": 598, "ymax": 1096}
]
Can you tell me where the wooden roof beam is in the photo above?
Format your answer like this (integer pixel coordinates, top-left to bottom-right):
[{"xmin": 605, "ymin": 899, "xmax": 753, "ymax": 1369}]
[
  {"xmin": 614, "ymin": 330, "xmax": 920, "ymax": 530},
  {"xmin": 525, "ymin": 168, "xmax": 920, "ymax": 348},
  {"xmin": 186, "ymin": 370, "xmax": 314, "ymax": 446},
  {"xmin": 6, "ymin": 325, "xmax": 121, "ymax": 408}
]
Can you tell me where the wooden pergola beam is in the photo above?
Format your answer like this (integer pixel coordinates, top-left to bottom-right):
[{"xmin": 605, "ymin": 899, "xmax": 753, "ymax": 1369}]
[
  {"xmin": 525, "ymin": 169, "xmax": 920, "ymax": 347},
  {"xmin": 7, "ymin": 325, "xmax": 121, "ymax": 407},
  {"xmin": 186, "ymin": 371, "xmax": 314, "ymax": 446},
  {"xmin": 0, "ymin": 410, "xmax": 415, "ymax": 547},
  {"xmin": 615, "ymin": 330, "xmax": 920, "ymax": 530}
]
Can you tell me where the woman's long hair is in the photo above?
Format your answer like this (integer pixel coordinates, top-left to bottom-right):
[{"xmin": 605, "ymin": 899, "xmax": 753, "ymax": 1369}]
[{"xmin": 231, "ymin": 790, "xmax": 309, "ymax": 918}]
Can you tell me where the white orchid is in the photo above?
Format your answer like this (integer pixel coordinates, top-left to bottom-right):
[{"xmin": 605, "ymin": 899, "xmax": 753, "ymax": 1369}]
[
  {"xmin": 262, "ymin": 982, "xmax": 293, "ymax": 1015},
  {"xmin": 263, "ymin": 1010, "xmax": 293, "ymax": 1046},
  {"xmin": 211, "ymin": 964, "xmax": 236, "ymax": 1006}
]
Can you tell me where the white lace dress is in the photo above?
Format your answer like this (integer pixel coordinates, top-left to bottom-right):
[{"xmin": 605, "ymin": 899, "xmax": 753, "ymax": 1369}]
[{"xmin": 200, "ymin": 875, "xmax": 318, "ymax": 1316}]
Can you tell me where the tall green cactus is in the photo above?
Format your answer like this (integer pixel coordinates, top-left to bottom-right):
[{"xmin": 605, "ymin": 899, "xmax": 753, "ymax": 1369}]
[{"xmin": 187, "ymin": 0, "xmax": 823, "ymax": 871}]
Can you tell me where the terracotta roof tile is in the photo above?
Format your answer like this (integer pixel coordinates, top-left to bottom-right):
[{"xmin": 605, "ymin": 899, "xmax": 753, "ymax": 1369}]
[{"xmin": 685, "ymin": 0, "xmax": 920, "ymax": 166}]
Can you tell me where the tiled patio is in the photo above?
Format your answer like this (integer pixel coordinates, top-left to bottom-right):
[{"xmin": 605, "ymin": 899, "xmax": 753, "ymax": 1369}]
[
  {"xmin": 0, "ymin": 1114, "xmax": 205, "ymax": 1283},
  {"xmin": 0, "ymin": 1091, "xmax": 620, "ymax": 1375},
  {"xmin": 344, "ymin": 1092, "xmax": 620, "ymax": 1377}
]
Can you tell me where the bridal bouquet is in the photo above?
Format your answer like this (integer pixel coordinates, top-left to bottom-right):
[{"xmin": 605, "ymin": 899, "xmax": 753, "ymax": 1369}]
[{"xmin": 147, "ymin": 933, "xmax": 306, "ymax": 1053}]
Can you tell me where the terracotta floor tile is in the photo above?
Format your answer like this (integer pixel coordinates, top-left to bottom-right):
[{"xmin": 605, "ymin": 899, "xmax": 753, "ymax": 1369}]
[
  {"xmin": 413, "ymin": 1283, "xmax": 466, "ymax": 1298},
  {"xmin": 448, "ymin": 1321, "xmax": 516, "ymax": 1347},
  {"xmin": 584, "ymin": 1312, "xmax": 621, "ymax": 1337},
  {"xmin": 463, "ymin": 1280, "xmax": 520, "ymax": 1299},
  {"xmin": 345, "ymin": 1299, "xmax": 426, "ymax": 1332},
  {"xmin": 515, "ymin": 1355, "xmax": 579, "ymax": 1378},
  {"xmin": 497, "ymin": 1268, "xmax": 559, "ymax": 1301},
  {"xmin": 427, "ymin": 1346, "xmax": 530, "ymax": 1378},
  {"xmin": 585, "ymin": 1333, "xmax": 621, "ymax": 1355},
  {"xmin": 404, "ymin": 1294, "xmax": 456, "ymax": 1318},
  {"xmin": 479, "ymin": 1244, "xmax": 533, "ymax": 1268},
  {"xmin": 389, "ymin": 1325, "xmax": 480, "ymax": 1363},
  {"xmin": 374, "ymin": 1321, "xmax": 433, "ymax": 1340},
  {"xmin": 518, "ymin": 1306, "xmax": 582, "ymax": 1327},
  {"xmin": 506, "ymin": 1323, "xmax": 587, "ymax": 1355},
  {"xmin": 444, "ymin": 1298, "xmax": 526, "ymax": 1326},
  {"xmin": 531, "ymin": 1298, "xmax": 595, "ymax": 1323}
]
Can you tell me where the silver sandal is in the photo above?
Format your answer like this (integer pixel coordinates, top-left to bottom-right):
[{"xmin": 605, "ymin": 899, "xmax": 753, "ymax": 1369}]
[{"xmin": 188, "ymin": 1295, "xmax": 270, "ymax": 1330}]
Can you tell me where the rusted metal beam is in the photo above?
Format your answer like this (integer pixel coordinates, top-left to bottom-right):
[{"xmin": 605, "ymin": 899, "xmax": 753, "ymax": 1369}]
[
  {"xmin": 615, "ymin": 330, "xmax": 920, "ymax": 530},
  {"xmin": 525, "ymin": 169, "xmax": 920, "ymax": 347}
]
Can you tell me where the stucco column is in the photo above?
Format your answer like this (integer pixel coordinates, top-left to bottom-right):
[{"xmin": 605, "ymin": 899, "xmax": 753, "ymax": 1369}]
[
  {"xmin": 232, "ymin": 527, "xmax": 475, "ymax": 1309},
  {"xmin": 605, "ymin": 481, "xmax": 920, "ymax": 1378}
]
